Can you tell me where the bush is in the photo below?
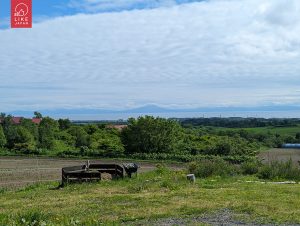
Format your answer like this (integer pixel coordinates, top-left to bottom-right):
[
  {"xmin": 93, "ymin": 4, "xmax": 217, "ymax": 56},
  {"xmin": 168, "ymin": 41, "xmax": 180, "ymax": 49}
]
[
  {"xmin": 258, "ymin": 159, "xmax": 300, "ymax": 181},
  {"xmin": 57, "ymin": 150, "xmax": 81, "ymax": 157},
  {"xmin": 241, "ymin": 160, "xmax": 261, "ymax": 175},
  {"xmin": 129, "ymin": 152, "xmax": 254, "ymax": 163},
  {"xmin": 189, "ymin": 158, "xmax": 239, "ymax": 178}
]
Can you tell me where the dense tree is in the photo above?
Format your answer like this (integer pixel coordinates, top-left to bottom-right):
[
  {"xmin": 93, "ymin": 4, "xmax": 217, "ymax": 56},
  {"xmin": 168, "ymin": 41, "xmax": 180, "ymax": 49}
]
[
  {"xmin": 38, "ymin": 117, "xmax": 59, "ymax": 149},
  {"xmin": 20, "ymin": 118, "xmax": 39, "ymax": 141},
  {"xmin": 180, "ymin": 117, "xmax": 300, "ymax": 128},
  {"xmin": 6, "ymin": 126, "xmax": 35, "ymax": 151},
  {"xmin": 1, "ymin": 115, "xmax": 13, "ymax": 136},
  {"xmin": 0, "ymin": 113, "xmax": 298, "ymax": 160},
  {"xmin": 89, "ymin": 129, "xmax": 124, "ymax": 156},
  {"xmin": 0, "ymin": 125, "xmax": 6, "ymax": 148},
  {"xmin": 34, "ymin": 111, "xmax": 43, "ymax": 119},
  {"xmin": 84, "ymin": 124, "xmax": 99, "ymax": 135},
  {"xmin": 295, "ymin": 132, "xmax": 300, "ymax": 141},
  {"xmin": 68, "ymin": 126, "xmax": 90, "ymax": 148},
  {"xmin": 58, "ymin": 119, "xmax": 71, "ymax": 130},
  {"xmin": 57, "ymin": 130, "xmax": 76, "ymax": 147},
  {"xmin": 121, "ymin": 116, "xmax": 183, "ymax": 154}
]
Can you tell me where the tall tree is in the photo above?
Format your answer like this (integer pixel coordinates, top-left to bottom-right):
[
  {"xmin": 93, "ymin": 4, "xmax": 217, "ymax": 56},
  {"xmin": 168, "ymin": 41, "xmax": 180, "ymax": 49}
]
[
  {"xmin": 68, "ymin": 126, "xmax": 90, "ymax": 148},
  {"xmin": 34, "ymin": 111, "xmax": 43, "ymax": 119},
  {"xmin": 20, "ymin": 118, "xmax": 39, "ymax": 141},
  {"xmin": 89, "ymin": 129, "xmax": 124, "ymax": 156},
  {"xmin": 121, "ymin": 116, "xmax": 183, "ymax": 154},
  {"xmin": 38, "ymin": 117, "xmax": 59, "ymax": 149},
  {"xmin": 0, "ymin": 125, "xmax": 7, "ymax": 148},
  {"xmin": 0, "ymin": 112, "xmax": 6, "ymax": 119},
  {"xmin": 6, "ymin": 126, "xmax": 35, "ymax": 151},
  {"xmin": 58, "ymin": 118, "xmax": 71, "ymax": 130},
  {"xmin": 1, "ymin": 115, "xmax": 13, "ymax": 136}
]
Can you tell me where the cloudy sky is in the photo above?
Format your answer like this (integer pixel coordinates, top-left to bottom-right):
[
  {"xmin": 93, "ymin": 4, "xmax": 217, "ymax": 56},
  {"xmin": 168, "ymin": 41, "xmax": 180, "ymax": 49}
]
[{"xmin": 0, "ymin": 0, "xmax": 300, "ymax": 113}]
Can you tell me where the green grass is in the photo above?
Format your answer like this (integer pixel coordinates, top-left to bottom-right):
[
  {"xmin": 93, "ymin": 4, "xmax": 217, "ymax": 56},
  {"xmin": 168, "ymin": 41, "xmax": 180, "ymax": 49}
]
[
  {"xmin": 215, "ymin": 125, "xmax": 300, "ymax": 136},
  {"xmin": 0, "ymin": 168, "xmax": 300, "ymax": 225},
  {"xmin": 243, "ymin": 126, "xmax": 300, "ymax": 135}
]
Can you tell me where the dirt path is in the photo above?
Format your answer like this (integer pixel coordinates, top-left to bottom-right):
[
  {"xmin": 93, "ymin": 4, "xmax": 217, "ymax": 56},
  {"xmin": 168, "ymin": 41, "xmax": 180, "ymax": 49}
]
[
  {"xmin": 0, "ymin": 157, "xmax": 184, "ymax": 189},
  {"xmin": 131, "ymin": 209, "xmax": 300, "ymax": 226}
]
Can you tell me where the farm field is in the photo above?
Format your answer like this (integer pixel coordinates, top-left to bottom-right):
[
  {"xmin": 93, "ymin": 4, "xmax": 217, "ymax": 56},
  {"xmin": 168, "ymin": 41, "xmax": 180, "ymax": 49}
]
[
  {"xmin": 1, "ymin": 148, "xmax": 299, "ymax": 189},
  {"xmin": 0, "ymin": 157, "xmax": 182, "ymax": 189},
  {"xmin": 0, "ymin": 168, "xmax": 300, "ymax": 225},
  {"xmin": 259, "ymin": 148, "xmax": 300, "ymax": 164},
  {"xmin": 243, "ymin": 125, "xmax": 300, "ymax": 135},
  {"xmin": 217, "ymin": 125, "xmax": 300, "ymax": 136}
]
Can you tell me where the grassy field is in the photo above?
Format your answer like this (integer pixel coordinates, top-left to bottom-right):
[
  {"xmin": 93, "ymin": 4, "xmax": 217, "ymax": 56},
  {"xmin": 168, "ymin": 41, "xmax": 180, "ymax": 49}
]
[
  {"xmin": 1, "ymin": 167, "xmax": 300, "ymax": 225},
  {"xmin": 218, "ymin": 125, "xmax": 300, "ymax": 136},
  {"xmin": 259, "ymin": 148, "xmax": 300, "ymax": 164}
]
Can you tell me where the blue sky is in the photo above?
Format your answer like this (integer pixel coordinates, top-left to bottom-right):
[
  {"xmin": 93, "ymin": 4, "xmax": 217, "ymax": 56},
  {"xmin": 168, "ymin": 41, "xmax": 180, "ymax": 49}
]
[
  {"xmin": 0, "ymin": 0, "xmax": 204, "ymax": 24},
  {"xmin": 1, "ymin": 0, "xmax": 300, "ymax": 115},
  {"xmin": 0, "ymin": 0, "xmax": 72, "ymax": 28}
]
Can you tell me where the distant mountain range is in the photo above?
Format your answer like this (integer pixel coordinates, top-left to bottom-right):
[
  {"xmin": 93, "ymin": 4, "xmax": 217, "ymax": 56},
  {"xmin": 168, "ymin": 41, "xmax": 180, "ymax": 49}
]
[{"xmin": 7, "ymin": 104, "xmax": 300, "ymax": 118}]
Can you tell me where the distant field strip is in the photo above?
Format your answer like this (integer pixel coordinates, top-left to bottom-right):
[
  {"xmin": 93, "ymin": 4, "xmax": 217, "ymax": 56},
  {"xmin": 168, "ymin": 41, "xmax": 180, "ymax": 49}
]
[
  {"xmin": 244, "ymin": 126, "xmax": 300, "ymax": 135},
  {"xmin": 259, "ymin": 148, "xmax": 300, "ymax": 164},
  {"xmin": 0, "ymin": 159, "xmax": 63, "ymax": 189}
]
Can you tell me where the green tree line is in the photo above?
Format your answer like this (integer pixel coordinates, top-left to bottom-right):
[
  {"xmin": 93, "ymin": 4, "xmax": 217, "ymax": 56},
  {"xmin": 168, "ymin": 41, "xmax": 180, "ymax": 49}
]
[{"xmin": 0, "ymin": 114, "xmax": 298, "ymax": 161}]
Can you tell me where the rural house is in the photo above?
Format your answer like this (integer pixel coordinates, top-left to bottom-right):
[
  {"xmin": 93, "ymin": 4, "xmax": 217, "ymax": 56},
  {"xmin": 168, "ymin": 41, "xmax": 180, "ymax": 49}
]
[{"xmin": 0, "ymin": 117, "xmax": 42, "ymax": 125}]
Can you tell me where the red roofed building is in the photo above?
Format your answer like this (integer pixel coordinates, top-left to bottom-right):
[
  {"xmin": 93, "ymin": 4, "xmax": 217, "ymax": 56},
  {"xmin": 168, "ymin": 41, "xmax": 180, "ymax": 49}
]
[
  {"xmin": 31, "ymin": 118, "xmax": 42, "ymax": 124},
  {"xmin": 106, "ymin": 124, "xmax": 128, "ymax": 131},
  {"xmin": 0, "ymin": 117, "xmax": 42, "ymax": 125},
  {"xmin": 11, "ymin": 117, "xmax": 23, "ymax": 124}
]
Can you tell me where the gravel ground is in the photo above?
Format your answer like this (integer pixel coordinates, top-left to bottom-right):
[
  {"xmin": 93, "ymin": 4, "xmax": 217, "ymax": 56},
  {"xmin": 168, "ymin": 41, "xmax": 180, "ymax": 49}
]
[{"xmin": 130, "ymin": 209, "xmax": 300, "ymax": 226}]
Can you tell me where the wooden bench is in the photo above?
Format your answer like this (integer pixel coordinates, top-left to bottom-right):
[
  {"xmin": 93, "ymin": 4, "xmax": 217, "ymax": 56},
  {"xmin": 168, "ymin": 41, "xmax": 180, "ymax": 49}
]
[{"xmin": 62, "ymin": 163, "xmax": 124, "ymax": 185}]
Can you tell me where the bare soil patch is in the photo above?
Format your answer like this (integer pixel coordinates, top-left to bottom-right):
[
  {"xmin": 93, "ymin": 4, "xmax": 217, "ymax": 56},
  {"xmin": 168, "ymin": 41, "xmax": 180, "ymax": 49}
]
[{"xmin": 0, "ymin": 156, "xmax": 183, "ymax": 189}]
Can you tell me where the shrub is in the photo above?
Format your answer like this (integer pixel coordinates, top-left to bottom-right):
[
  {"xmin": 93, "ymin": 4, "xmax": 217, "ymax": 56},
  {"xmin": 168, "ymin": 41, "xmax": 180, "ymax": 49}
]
[
  {"xmin": 258, "ymin": 159, "xmax": 300, "ymax": 181},
  {"xmin": 155, "ymin": 164, "xmax": 169, "ymax": 175},
  {"xmin": 57, "ymin": 150, "xmax": 81, "ymax": 157},
  {"xmin": 129, "ymin": 153, "xmax": 253, "ymax": 163},
  {"xmin": 241, "ymin": 160, "xmax": 260, "ymax": 175},
  {"xmin": 189, "ymin": 158, "xmax": 239, "ymax": 178}
]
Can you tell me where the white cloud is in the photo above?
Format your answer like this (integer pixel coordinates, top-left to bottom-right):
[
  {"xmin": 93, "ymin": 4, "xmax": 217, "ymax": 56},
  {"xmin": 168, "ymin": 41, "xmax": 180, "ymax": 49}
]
[{"xmin": 0, "ymin": 0, "xmax": 300, "ymax": 112}]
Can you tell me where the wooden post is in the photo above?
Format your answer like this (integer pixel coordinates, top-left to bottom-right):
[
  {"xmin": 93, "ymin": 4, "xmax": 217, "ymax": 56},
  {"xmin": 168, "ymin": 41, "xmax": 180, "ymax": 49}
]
[{"xmin": 187, "ymin": 174, "xmax": 196, "ymax": 183}]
